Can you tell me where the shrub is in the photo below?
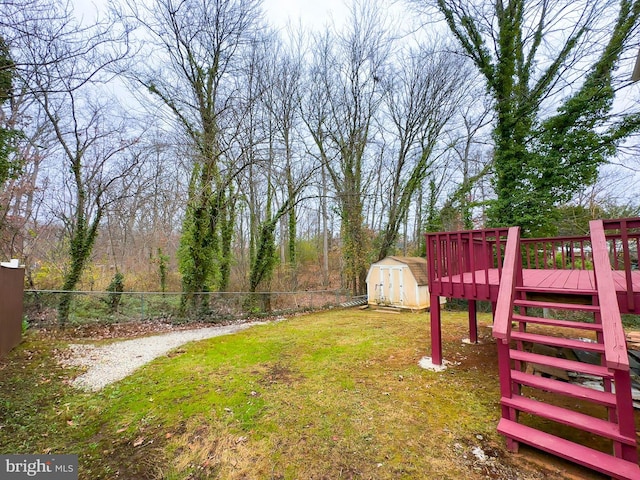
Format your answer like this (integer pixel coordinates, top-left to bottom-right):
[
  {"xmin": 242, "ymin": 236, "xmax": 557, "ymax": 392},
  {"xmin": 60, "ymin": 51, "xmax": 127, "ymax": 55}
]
[{"xmin": 104, "ymin": 272, "xmax": 125, "ymax": 314}]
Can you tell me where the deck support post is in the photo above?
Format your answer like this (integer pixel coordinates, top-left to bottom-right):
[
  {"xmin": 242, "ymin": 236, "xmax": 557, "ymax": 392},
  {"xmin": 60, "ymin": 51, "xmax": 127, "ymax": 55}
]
[
  {"xmin": 468, "ymin": 300, "xmax": 478, "ymax": 343},
  {"xmin": 613, "ymin": 370, "xmax": 638, "ymax": 463},
  {"xmin": 429, "ymin": 293, "xmax": 442, "ymax": 365}
]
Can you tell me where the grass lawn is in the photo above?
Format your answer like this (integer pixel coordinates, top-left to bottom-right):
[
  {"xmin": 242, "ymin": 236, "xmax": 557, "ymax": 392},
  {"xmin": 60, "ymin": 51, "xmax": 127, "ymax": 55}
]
[{"xmin": 0, "ymin": 309, "xmax": 614, "ymax": 479}]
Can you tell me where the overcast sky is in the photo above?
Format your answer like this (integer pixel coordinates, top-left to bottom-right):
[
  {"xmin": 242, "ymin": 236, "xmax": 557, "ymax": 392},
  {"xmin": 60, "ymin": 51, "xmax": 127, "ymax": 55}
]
[
  {"xmin": 263, "ymin": 0, "xmax": 348, "ymax": 30},
  {"xmin": 72, "ymin": 0, "xmax": 349, "ymax": 30}
]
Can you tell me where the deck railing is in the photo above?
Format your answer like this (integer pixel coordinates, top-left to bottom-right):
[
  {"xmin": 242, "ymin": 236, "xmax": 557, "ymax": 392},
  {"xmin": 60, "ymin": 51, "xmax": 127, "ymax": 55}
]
[
  {"xmin": 426, "ymin": 228, "xmax": 510, "ymax": 298},
  {"xmin": 489, "ymin": 221, "xmax": 632, "ymax": 354},
  {"xmin": 491, "ymin": 227, "xmax": 522, "ymax": 452},
  {"xmin": 590, "ymin": 219, "xmax": 637, "ymax": 463},
  {"xmin": 426, "ymin": 218, "xmax": 639, "ymax": 312},
  {"xmin": 520, "ymin": 219, "xmax": 639, "ymax": 273},
  {"xmin": 602, "ymin": 218, "xmax": 640, "ymax": 312},
  {"xmin": 491, "ymin": 223, "xmax": 637, "ymax": 470},
  {"xmin": 519, "ymin": 219, "xmax": 639, "ymax": 311},
  {"xmin": 521, "ymin": 235, "xmax": 593, "ymax": 270}
]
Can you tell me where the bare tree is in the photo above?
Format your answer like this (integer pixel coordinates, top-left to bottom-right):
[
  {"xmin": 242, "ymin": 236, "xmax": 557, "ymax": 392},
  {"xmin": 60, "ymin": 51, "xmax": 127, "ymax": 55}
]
[
  {"xmin": 44, "ymin": 98, "xmax": 142, "ymax": 324},
  {"xmin": 11, "ymin": 1, "xmax": 139, "ymax": 324},
  {"xmin": 230, "ymin": 31, "xmax": 316, "ymax": 299},
  {"xmin": 427, "ymin": 84, "xmax": 495, "ymax": 232},
  {"xmin": 119, "ymin": 0, "xmax": 262, "ymax": 309},
  {"xmin": 303, "ymin": 1, "xmax": 390, "ymax": 295},
  {"xmin": 258, "ymin": 29, "xmax": 306, "ymax": 287},
  {"xmin": 375, "ymin": 44, "xmax": 469, "ymax": 260}
]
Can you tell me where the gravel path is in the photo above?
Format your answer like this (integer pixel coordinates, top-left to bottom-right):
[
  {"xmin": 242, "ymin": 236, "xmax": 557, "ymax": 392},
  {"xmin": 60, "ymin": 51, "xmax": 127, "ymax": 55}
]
[{"xmin": 60, "ymin": 321, "xmax": 266, "ymax": 391}]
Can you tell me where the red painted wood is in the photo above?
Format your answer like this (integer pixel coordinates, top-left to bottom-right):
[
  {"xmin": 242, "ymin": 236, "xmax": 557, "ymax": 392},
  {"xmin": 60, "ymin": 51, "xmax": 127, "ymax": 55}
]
[
  {"xmin": 501, "ymin": 396, "xmax": 635, "ymax": 444},
  {"xmin": 446, "ymin": 235, "xmax": 454, "ymax": 297},
  {"xmin": 509, "ymin": 350, "xmax": 613, "ymax": 378},
  {"xmin": 497, "ymin": 341, "xmax": 516, "ymax": 428},
  {"xmin": 619, "ymin": 219, "xmax": 633, "ymax": 311},
  {"xmin": 515, "ymin": 285, "xmax": 597, "ymax": 295},
  {"xmin": 613, "ymin": 370, "xmax": 638, "ymax": 463},
  {"xmin": 468, "ymin": 300, "xmax": 478, "ymax": 344},
  {"xmin": 511, "ymin": 313, "xmax": 603, "ymax": 331},
  {"xmin": 514, "ymin": 299, "xmax": 600, "ymax": 312},
  {"xmin": 435, "ymin": 234, "xmax": 444, "ymax": 294},
  {"xmin": 426, "ymin": 234, "xmax": 436, "ymax": 294},
  {"xmin": 429, "ymin": 293, "xmax": 442, "ymax": 365},
  {"xmin": 510, "ymin": 370, "xmax": 616, "ymax": 407},
  {"xmin": 424, "ymin": 219, "xmax": 640, "ymax": 478},
  {"xmin": 590, "ymin": 220, "xmax": 629, "ymax": 371},
  {"xmin": 434, "ymin": 269, "xmax": 638, "ymax": 301},
  {"xmin": 479, "ymin": 230, "xmax": 490, "ymax": 283},
  {"xmin": 497, "ymin": 419, "xmax": 640, "ymax": 480},
  {"xmin": 469, "ymin": 236, "xmax": 478, "ymax": 298},
  {"xmin": 603, "ymin": 219, "xmax": 639, "ymax": 311},
  {"xmin": 426, "ymin": 221, "xmax": 640, "ymax": 312},
  {"xmin": 491, "ymin": 227, "xmax": 520, "ymax": 341},
  {"xmin": 509, "ymin": 332, "xmax": 605, "ymax": 353}
]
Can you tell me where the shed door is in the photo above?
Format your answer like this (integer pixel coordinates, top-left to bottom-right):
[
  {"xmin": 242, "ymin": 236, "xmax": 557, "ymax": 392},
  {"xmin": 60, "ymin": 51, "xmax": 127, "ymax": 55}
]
[
  {"xmin": 392, "ymin": 267, "xmax": 404, "ymax": 304},
  {"xmin": 380, "ymin": 266, "xmax": 404, "ymax": 305}
]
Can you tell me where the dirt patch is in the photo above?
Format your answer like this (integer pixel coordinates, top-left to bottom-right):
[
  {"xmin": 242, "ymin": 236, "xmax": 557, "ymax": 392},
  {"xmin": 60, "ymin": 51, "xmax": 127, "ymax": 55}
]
[
  {"xmin": 95, "ymin": 423, "xmax": 169, "ymax": 479},
  {"xmin": 259, "ymin": 362, "xmax": 299, "ymax": 386}
]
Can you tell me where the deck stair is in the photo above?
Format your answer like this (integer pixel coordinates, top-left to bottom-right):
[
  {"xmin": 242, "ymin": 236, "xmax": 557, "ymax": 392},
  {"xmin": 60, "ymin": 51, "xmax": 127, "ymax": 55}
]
[{"xmin": 493, "ymin": 223, "xmax": 640, "ymax": 480}]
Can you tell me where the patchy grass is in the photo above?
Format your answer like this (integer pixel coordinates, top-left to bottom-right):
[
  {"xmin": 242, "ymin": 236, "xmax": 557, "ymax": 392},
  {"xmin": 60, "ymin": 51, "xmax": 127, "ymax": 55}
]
[{"xmin": 0, "ymin": 309, "xmax": 616, "ymax": 479}]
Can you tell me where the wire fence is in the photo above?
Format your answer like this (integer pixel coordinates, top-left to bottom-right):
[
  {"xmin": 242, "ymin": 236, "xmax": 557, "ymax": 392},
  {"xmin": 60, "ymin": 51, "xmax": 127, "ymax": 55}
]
[{"xmin": 23, "ymin": 289, "xmax": 361, "ymax": 327}]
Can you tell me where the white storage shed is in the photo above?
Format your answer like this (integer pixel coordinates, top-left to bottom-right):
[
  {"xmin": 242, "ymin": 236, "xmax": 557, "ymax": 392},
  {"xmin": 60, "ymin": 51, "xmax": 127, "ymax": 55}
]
[{"xmin": 366, "ymin": 256, "xmax": 435, "ymax": 311}]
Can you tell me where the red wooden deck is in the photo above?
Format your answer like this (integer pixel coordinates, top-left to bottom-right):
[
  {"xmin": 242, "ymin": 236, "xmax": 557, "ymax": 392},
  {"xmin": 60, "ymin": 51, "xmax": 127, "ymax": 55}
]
[
  {"xmin": 426, "ymin": 220, "xmax": 640, "ymax": 478},
  {"xmin": 439, "ymin": 268, "xmax": 640, "ymax": 313},
  {"xmin": 426, "ymin": 219, "xmax": 640, "ymax": 365}
]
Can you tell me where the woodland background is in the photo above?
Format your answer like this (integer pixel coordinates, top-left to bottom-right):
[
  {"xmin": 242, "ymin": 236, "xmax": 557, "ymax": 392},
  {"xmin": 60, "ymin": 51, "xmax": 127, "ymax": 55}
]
[{"xmin": 2, "ymin": 0, "xmax": 640, "ymax": 323}]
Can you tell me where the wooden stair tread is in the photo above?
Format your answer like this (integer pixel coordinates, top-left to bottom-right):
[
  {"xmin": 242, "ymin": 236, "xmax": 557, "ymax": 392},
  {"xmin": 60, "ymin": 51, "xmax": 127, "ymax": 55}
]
[
  {"xmin": 516, "ymin": 286, "xmax": 598, "ymax": 296},
  {"xmin": 514, "ymin": 299, "xmax": 600, "ymax": 312},
  {"xmin": 510, "ymin": 350, "xmax": 613, "ymax": 378},
  {"xmin": 512, "ymin": 314, "xmax": 603, "ymax": 331},
  {"xmin": 497, "ymin": 419, "xmax": 640, "ymax": 480},
  {"xmin": 501, "ymin": 396, "xmax": 635, "ymax": 445},
  {"xmin": 510, "ymin": 332, "xmax": 605, "ymax": 353},
  {"xmin": 510, "ymin": 370, "xmax": 616, "ymax": 407}
]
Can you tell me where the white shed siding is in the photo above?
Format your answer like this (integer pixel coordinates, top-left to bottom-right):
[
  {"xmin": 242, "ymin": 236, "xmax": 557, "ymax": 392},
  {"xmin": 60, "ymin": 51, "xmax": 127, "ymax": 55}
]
[{"xmin": 366, "ymin": 257, "xmax": 430, "ymax": 310}]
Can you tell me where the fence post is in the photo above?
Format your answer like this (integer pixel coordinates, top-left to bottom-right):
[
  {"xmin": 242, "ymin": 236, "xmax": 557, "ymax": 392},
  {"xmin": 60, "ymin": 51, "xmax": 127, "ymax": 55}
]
[{"xmin": 0, "ymin": 261, "xmax": 25, "ymax": 357}]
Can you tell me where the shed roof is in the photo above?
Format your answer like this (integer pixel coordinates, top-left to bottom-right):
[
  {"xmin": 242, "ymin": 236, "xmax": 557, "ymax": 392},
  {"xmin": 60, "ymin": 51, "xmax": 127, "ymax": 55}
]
[{"xmin": 388, "ymin": 256, "xmax": 429, "ymax": 286}]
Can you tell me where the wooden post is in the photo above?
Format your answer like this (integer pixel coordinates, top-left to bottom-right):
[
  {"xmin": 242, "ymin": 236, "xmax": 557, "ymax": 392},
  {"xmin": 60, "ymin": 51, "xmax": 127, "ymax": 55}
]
[
  {"xmin": 468, "ymin": 300, "xmax": 478, "ymax": 343},
  {"xmin": 613, "ymin": 370, "xmax": 638, "ymax": 463},
  {"xmin": 430, "ymin": 293, "xmax": 442, "ymax": 365},
  {"xmin": 497, "ymin": 340, "xmax": 518, "ymax": 452},
  {"xmin": 0, "ymin": 262, "xmax": 25, "ymax": 358}
]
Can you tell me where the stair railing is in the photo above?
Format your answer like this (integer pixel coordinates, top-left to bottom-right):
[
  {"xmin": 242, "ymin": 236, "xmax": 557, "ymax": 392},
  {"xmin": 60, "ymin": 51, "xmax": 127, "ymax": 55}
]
[
  {"xmin": 493, "ymin": 226, "xmax": 522, "ymax": 343},
  {"xmin": 590, "ymin": 219, "xmax": 637, "ymax": 463},
  {"xmin": 589, "ymin": 219, "xmax": 629, "ymax": 371}
]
